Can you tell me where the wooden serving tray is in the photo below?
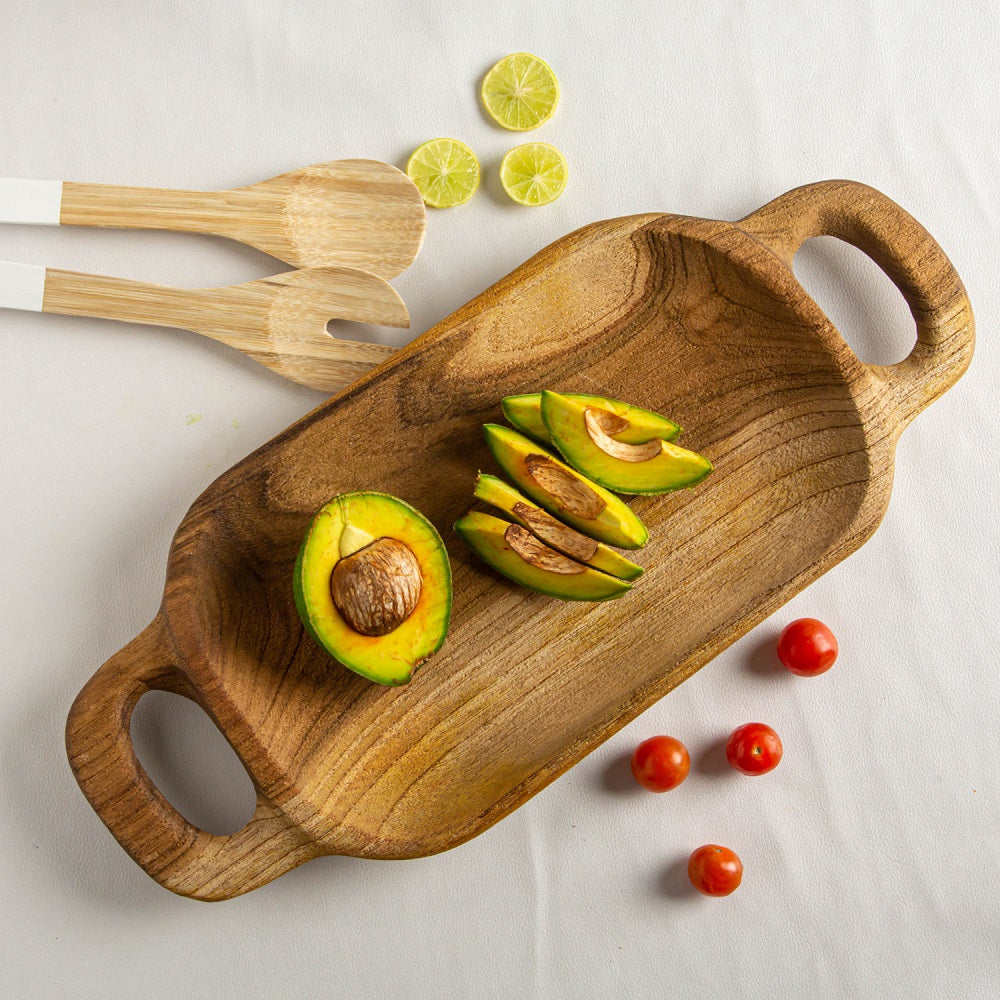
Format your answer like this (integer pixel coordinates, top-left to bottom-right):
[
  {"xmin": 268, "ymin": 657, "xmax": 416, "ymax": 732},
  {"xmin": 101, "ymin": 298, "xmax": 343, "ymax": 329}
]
[{"xmin": 66, "ymin": 181, "xmax": 974, "ymax": 901}]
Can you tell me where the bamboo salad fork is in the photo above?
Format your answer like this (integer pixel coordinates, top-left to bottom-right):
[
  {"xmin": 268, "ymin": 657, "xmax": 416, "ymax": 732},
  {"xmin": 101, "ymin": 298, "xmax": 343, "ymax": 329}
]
[
  {"xmin": 0, "ymin": 159, "xmax": 426, "ymax": 277},
  {"xmin": 0, "ymin": 261, "xmax": 404, "ymax": 393}
]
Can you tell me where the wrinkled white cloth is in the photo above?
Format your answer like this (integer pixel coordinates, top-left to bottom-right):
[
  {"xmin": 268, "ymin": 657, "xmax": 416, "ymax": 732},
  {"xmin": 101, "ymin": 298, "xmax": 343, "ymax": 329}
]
[{"xmin": 1, "ymin": 2, "xmax": 997, "ymax": 998}]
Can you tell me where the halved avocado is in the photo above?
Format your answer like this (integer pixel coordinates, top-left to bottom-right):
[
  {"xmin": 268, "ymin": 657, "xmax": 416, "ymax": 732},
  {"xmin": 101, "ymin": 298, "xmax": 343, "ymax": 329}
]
[
  {"xmin": 293, "ymin": 491, "xmax": 452, "ymax": 685},
  {"xmin": 541, "ymin": 390, "xmax": 713, "ymax": 495},
  {"xmin": 483, "ymin": 424, "xmax": 648, "ymax": 549},
  {"xmin": 455, "ymin": 511, "xmax": 631, "ymax": 601},
  {"xmin": 502, "ymin": 392, "xmax": 682, "ymax": 445},
  {"xmin": 473, "ymin": 473, "xmax": 644, "ymax": 581}
]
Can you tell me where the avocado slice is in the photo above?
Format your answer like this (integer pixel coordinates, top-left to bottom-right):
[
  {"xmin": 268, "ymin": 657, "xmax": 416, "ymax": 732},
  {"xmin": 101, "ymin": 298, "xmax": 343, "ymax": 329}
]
[
  {"xmin": 500, "ymin": 393, "xmax": 553, "ymax": 443},
  {"xmin": 293, "ymin": 491, "xmax": 452, "ymax": 685},
  {"xmin": 473, "ymin": 473, "xmax": 644, "ymax": 581},
  {"xmin": 502, "ymin": 392, "xmax": 682, "ymax": 446},
  {"xmin": 455, "ymin": 511, "xmax": 631, "ymax": 601},
  {"xmin": 483, "ymin": 424, "xmax": 649, "ymax": 549},
  {"xmin": 541, "ymin": 390, "xmax": 713, "ymax": 495}
]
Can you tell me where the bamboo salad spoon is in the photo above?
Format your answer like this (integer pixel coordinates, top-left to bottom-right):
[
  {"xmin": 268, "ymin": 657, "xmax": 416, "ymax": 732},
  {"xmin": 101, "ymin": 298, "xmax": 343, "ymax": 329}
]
[
  {"xmin": 0, "ymin": 159, "xmax": 426, "ymax": 278},
  {"xmin": 0, "ymin": 261, "xmax": 404, "ymax": 393}
]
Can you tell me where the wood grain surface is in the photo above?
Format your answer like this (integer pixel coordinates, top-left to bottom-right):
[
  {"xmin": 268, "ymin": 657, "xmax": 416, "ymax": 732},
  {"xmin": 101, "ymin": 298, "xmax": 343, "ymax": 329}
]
[
  {"xmin": 65, "ymin": 180, "xmax": 974, "ymax": 900},
  {"xmin": 59, "ymin": 159, "xmax": 427, "ymax": 278},
  {"xmin": 42, "ymin": 265, "xmax": 404, "ymax": 392}
]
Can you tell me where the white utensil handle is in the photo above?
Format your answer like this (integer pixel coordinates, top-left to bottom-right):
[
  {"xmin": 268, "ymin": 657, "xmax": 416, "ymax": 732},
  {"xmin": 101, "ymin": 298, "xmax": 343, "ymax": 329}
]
[
  {"xmin": 0, "ymin": 262, "xmax": 47, "ymax": 311},
  {"xmin": 0, "ymin": 179, "xmax": 64, "ymax": 225}
]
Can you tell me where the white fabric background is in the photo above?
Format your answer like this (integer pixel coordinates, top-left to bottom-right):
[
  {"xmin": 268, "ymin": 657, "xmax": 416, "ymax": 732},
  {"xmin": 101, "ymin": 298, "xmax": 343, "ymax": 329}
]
[{"xmin": 1, "ymin": 2, "xmax": 997, "ymax": 997}]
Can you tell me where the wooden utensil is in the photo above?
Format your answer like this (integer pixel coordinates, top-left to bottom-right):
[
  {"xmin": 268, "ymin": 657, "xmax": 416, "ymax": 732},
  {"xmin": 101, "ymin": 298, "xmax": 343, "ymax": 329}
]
[
  {"xmin": 65, "ymin": 181, "xmax": 973, "ymax": 900},
  {"xmin": 0, "ymin": 262, "xmax": 404, "ymax": 392},
  {"xmin": 0, "ymin": 159, "xmax": 426, "ymax": 277}
]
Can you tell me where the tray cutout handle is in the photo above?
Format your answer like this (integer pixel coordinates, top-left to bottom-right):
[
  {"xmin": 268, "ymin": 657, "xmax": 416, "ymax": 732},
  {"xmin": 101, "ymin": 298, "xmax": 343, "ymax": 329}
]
[
  {"xmin": 65, "ymin": 614, "xmax": 318, "ymax": 900},
  {"xmin": 738, "ymin": 179, "xmax": 974, "ymax": 432}
]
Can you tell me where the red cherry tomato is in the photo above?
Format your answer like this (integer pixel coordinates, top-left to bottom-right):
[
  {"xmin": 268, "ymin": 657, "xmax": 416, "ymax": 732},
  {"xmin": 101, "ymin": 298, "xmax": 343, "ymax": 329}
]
[
  {"xmin": 630, "ymin": 735, "xmax": 690, "ymax": 792},
  {"xmin": 688, "ymin": 844, "xmax": 743, "ymax": 896},
  {"xmin": 777, "ymin": 618, "xmax": 838, "ymax": 676},
  {"xmin": 726, "ymin": 722, "xmax": 783, "ymax": 775}
]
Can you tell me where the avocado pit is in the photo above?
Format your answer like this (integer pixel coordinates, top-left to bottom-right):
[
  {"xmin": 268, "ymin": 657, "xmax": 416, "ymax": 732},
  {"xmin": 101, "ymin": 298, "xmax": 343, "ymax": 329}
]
[
  {"xmin": 584, "ymin": 407, "xmax": 663, "ymax": 463},
  {"xmin": 511, "ymin": 501, "xmax": 599, "ymax": 562},
  {"xmin": 331, "ymin": 536, "xmax": 422, "ymax": 636},
  {"xmin": 525, "ymin": 453, "xmax": 607, "ymax": 519},
  {"xmin": 503, "ymin": 524, "xmax": 587, "ymax": 575}
]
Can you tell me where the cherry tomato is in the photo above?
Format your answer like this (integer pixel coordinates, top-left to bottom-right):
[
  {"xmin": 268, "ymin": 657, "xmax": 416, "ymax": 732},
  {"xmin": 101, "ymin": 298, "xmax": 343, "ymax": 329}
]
[
  {"xmin": 777, "ymin": 617, "xmax": 838, "ymax": 676},
  {"xmin": 688, "ymin": 844, "xmax": 743, "ymax": 896},
  {"xmin": 726, "ymin": 722, "xmax": 783, "ymax": 775},
  {"xmin": 630, "ymin": 735, "xmax": 690, "ymax": 792}
]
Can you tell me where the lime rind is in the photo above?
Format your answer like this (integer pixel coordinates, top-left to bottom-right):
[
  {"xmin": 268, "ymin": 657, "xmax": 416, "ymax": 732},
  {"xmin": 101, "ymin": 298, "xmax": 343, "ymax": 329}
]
[
  {"xmin": 406, "ymin": 138, "xmax": 481, "ymax": 208},
  {"xmin": 481, "ymin": 52, "xmax": 560, "ymax": 131},
  {"xmin": 499, "ymin": 142, "xmax": 568, "ymax": 206}
]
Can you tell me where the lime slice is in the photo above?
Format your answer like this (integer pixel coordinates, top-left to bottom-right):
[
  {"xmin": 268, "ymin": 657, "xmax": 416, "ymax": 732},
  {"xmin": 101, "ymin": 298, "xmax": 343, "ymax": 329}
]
[
  {"xmin": 406, "ymin": 138, "xmax": 480, "ymax": 208},
  {"xmin": 499, "ymin": 143, "xmax": 568, "ymax": 206},
  {"xmin": 481, "ymin": 52, "xmax": 560, "ymax": 131}
]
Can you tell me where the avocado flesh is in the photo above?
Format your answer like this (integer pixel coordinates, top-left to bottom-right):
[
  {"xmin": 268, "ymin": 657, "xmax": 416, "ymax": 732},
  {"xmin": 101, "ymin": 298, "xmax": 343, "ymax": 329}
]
[
  {"xmin": 455, "ymin": 511, "xmax": 631, "ymax": 601},
  {"xmin": 293, "ymin": 492, "xmax": 452, "ymax": 685},
  {"xmin": 483, "ymin": 424, "xmax": 648, "ymax": 549},
  {"xmin": 502, "ymin": 392, "xmax": 681, "ymax": 445},
  {"xmin": 473, "ymin": 473, "xmax": 643, "ymax": 581},
  {"xmin": 541, "ymin": 390, "xmax": 713, "ymax": 495}
]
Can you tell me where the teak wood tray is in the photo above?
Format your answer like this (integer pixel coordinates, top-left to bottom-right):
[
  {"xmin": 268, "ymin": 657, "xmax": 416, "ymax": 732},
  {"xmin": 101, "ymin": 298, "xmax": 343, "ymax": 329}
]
[{"xmin": 66, "ymin": 181, "xmax": 974, "ymax": 901}]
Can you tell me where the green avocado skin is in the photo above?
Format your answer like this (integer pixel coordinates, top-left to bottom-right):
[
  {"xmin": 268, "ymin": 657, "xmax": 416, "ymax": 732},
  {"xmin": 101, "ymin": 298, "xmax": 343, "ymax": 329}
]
[
  {"xmin": 454, "ymin": 511, "xmax": 631, "ymax": 602},
  {"xmin": 293, "ymin": 535, "xmax": 327, "ymax": 653}
]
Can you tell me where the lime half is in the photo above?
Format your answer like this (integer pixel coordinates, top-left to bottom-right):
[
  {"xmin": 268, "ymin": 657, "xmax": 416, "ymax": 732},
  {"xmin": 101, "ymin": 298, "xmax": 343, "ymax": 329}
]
[
  {"xmin": 481, "ymin": 52, "xmax": 560, "ymax": 131},
  {"xmin": 499, "ymin": 142, "xmax": 568, "ymax": 206},
  {"xmin": 406, "ymin": 138, "xmax": 481, "ymax": 208}
]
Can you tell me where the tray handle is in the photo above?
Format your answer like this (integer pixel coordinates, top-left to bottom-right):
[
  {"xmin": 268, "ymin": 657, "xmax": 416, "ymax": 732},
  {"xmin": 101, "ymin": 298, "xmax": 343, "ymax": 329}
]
[
  {"xmin": 65, "ymin": 613, "xmax": 318, "ymax": 901},
  {"xmin": 737, "ymin": 179, "xmax": 974, "ymax": 431}
]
